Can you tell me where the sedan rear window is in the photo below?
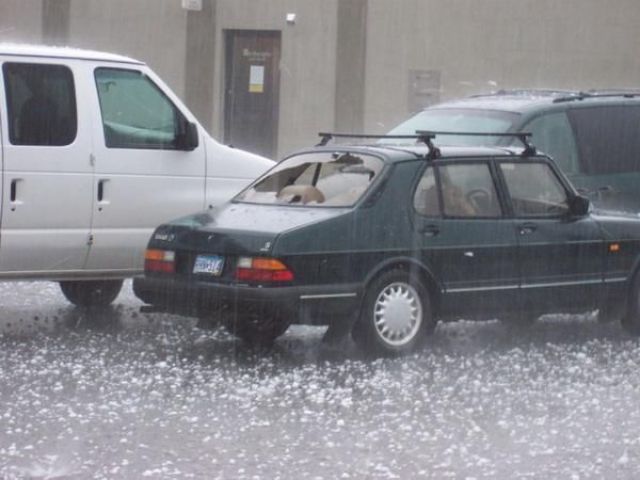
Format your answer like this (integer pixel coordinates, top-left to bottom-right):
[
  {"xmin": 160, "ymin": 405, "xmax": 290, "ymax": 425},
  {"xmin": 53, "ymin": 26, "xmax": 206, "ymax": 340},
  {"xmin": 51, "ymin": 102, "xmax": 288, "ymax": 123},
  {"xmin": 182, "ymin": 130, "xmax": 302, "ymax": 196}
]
[{"xmin": 236, "ymin": 152, "xmax": 384, "ymax": 207}]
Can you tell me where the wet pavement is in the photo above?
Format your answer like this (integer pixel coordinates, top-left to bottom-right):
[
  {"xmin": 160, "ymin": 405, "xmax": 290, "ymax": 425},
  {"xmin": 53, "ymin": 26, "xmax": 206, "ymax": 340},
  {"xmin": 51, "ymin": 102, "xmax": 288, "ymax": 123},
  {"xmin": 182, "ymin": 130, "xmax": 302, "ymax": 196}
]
[{"xmin": 2, "ymin": 281, "xmax": 640, "ymax": 479}]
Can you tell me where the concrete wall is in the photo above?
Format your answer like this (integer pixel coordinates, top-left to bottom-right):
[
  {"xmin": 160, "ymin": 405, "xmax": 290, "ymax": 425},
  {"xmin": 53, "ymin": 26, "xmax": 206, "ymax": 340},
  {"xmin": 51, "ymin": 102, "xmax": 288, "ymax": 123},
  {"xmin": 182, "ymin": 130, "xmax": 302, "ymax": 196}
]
[
  {"xmin": 364, "ymin": 0, "xmax": 640, "ymax": 132},
  {"xmin": 0, "ymin": 0, "xmax": 42, "ymax": 44},
  {"xmin": 67, "ymin": 0, "xmax": 187, "ymax": 98},
  {"xmin": 2, "ymin": 0, "xmax": 640, "ymax": 156}
]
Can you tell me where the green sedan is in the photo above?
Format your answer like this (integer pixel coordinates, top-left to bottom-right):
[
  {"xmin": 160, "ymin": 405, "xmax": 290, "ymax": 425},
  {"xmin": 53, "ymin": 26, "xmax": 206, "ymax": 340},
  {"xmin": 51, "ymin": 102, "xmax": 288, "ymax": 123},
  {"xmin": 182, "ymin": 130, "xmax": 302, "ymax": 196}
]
[{"xmin": 134, "ymin": 133, "xmax": 640, "ymax": 356}]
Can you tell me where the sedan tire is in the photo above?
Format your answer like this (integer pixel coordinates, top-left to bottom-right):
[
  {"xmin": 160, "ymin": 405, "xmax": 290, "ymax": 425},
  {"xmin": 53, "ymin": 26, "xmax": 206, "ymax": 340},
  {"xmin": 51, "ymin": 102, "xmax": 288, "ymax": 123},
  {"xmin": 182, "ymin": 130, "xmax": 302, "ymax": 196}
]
[
  {"xmin": 224, "ymin": 308, "xmax": 290, "ymax": 347},
  {"xmin": 353, "ymin": 268, "xmax": 435, "ymax": 356},
  {"xmin": 622, "ymin": 274, "xmax": 640, "ymax": 335}
]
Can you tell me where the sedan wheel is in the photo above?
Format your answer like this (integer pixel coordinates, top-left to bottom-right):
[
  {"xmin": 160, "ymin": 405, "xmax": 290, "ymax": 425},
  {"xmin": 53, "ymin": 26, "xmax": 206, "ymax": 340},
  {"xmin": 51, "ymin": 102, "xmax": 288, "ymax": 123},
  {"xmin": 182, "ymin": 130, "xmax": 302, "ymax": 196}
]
[
  {"xmin": 622, "ymin": 274, "xmax": 640, "ymax": 335},
  {"xmin": 373, "ymin": 282, "xmax": 423, "ymax": 347},
  {"xmin": 223, "ymin": 306, "xmax": 289, "ymax": 347},
  {"xmin": 353, "ymin": 268, "xmax": 435, "ymax": 356}
]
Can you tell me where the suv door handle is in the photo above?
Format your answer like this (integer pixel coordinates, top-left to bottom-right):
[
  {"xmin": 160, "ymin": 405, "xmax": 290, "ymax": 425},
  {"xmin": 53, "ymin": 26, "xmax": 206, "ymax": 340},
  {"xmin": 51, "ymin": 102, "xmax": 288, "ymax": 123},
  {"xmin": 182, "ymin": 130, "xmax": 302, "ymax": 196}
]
[
  {"xmin": 518, "ymin": 222, "xmax": 537, "ymax": 235},
  {"xmin": 419, "ymin": 224, "xmax": 440, "ymax": 237}
]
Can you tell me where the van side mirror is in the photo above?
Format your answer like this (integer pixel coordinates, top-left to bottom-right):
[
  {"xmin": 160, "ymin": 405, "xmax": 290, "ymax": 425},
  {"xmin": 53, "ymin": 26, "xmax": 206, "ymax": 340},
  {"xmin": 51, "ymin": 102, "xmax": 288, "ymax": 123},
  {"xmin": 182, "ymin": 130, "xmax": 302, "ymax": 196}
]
[
  {"xmin": 175, "ymin": 118, "xmax": 199, "ymax": 151},
  {"xmin": 569, "ymin": 194, "xmax": 590, "ymax": 216}
]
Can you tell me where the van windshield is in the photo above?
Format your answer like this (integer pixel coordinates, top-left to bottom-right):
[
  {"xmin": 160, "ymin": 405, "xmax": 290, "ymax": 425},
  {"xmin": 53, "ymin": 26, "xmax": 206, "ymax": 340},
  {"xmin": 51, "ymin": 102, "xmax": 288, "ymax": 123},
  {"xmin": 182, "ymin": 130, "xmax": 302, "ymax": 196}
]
[
  {"xmin": 384, "ymin": 108, "xmax": 519, "ymax": 146},
  {"xmin": 236, "ymin": 152, "xmax": 384, "ymax": 207}
]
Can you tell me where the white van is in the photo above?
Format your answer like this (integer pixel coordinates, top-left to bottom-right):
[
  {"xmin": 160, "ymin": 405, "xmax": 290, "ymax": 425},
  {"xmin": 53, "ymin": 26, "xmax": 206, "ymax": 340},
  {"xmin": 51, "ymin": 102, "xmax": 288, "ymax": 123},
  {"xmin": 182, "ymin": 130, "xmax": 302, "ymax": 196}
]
[{"xmin": 0, "ymin": 44, "xmax": 273, "ymax": 306}]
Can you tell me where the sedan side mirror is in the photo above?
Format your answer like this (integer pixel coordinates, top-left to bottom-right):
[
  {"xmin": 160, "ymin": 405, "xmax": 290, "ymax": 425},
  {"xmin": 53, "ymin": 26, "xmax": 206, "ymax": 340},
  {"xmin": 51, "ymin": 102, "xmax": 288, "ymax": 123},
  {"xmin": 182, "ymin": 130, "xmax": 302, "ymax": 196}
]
[
  {"xmin": 569, "ymin": 194, "xmax": 590, "ymax": 216},
  {"xmin": 175, "ymin": 118, "xmax": 199, "ymax": 151}
]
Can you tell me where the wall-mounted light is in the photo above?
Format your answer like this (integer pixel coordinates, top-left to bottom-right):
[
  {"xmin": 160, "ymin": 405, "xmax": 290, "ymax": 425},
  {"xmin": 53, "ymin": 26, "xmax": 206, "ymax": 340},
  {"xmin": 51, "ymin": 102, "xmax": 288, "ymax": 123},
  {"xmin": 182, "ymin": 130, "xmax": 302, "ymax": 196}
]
[
  {"xmin": 286, "ymin": 13, "xmax": 296, "ymax": 25},
  {"xmin": 182, "ymin": 0, "xmax": 202, "ymax": 11}
]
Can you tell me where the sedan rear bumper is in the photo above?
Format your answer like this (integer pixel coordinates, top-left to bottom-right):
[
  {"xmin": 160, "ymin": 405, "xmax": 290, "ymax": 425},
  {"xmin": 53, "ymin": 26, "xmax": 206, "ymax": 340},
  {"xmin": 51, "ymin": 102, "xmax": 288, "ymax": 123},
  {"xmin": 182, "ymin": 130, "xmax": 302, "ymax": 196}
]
[{"xmin": 132, "ymin": 275, "xmax": 362, "ymax": 326}]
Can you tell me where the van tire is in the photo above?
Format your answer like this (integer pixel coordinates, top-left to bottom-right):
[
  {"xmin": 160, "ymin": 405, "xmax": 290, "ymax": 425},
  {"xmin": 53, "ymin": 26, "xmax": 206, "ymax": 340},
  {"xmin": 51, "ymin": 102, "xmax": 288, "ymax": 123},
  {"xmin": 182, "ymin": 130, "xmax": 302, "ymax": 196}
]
[{"xmin": 59, "ymin": 280, "xmax": 123, "ymax": 307}]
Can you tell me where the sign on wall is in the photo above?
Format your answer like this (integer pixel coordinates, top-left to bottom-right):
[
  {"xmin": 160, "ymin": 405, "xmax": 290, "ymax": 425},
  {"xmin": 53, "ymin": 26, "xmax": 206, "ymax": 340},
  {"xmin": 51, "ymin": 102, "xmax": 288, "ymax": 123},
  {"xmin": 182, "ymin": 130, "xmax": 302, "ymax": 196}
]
[{"xmin": 408, "ymin": 70, "xmax": 441, "ymax": 113}]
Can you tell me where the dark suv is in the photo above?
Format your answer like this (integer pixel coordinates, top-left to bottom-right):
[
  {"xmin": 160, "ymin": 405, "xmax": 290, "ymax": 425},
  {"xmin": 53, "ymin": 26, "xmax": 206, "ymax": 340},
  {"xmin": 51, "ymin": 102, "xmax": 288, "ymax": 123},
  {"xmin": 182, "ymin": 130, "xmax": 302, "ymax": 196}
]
[
  {"xmin": 387, "ymin": 90, "xmax": 640, "ymax": 212},
  {"xmin": 134, "ymin": 133, "xmax": 640, "ymax": 356}
]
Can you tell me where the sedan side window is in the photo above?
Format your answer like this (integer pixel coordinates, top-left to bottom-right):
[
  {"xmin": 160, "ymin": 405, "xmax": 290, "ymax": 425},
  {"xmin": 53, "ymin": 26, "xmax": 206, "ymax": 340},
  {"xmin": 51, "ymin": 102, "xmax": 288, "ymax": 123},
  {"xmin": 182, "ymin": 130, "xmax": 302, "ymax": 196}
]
[
  {"xmin": 500, "ymin": 162, "xmax": 569, "ymax": 217},
  {"xmin": 94, "ymin": 68, "xmax": 183, "ymax": 149},
  {"xmin": 413, "ymin": 167, "xmax": 440, "ymax": 216},
  {"xmin": 440, "ymin": 163, "xmax": 501, "ymax": 218},
  {"xmin": 413, "ymin": 163, "xmax": 501, "ymax": 218}
]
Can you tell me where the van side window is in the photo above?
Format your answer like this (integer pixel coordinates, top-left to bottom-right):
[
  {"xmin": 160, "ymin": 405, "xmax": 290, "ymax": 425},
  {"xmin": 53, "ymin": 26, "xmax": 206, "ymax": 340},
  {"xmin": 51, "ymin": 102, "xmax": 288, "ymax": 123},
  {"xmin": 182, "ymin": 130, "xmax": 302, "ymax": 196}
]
[
  {"xmin": 523, "ymin": 112, "xmax": 579, "ymax": 175},
  {"xmin": 94, "ymin": 68, "xmax": 183, "ymax": 150},
  {"xmin": 500, "ymin": 162, "xmax": 569, "ymax": 217},
  {"xmin": 568, "ymin": 106, "xmax": 640, "ymax": 175},
  {"xmin": 3, "ymin": 62, "xmax": 77, "ymax": 146}
]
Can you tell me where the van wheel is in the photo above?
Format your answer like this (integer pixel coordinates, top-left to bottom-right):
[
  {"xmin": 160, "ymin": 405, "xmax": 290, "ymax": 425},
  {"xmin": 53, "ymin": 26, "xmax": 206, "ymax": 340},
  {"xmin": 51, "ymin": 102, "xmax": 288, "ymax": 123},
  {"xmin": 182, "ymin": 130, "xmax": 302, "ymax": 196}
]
[
  {"xmin": 622, "ymin": 274, "xmax": 640, "ymax": 335},
  {"xmin": 59, "ymin": 280, "xmax": 123, "ymax": 307},
  {"xmin": 352, "ymin": 268, "xmax": 435, "ymax": 356}
]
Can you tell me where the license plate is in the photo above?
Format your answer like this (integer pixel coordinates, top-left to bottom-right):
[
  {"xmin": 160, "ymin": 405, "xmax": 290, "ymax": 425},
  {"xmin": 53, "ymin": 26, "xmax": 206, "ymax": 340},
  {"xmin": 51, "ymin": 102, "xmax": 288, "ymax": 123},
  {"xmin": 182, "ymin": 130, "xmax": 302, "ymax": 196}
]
[{"xmin": 193, "ymin": 254, "xmax": 225, "ymax": 276}]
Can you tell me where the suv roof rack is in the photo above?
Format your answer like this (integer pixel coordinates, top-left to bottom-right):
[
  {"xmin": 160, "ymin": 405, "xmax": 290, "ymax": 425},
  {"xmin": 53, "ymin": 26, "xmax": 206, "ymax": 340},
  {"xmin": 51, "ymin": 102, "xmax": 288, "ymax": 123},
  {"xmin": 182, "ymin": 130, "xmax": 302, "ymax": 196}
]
[
  {"xmin": 553, "ymin": 91, "xmax": 640, "ymax": 103},
  {"xmin": 470, "ymin": 89, "xmax": 579, "ymax": 98},
  {"xmin": 316, "ymin": 131, "xmax": 536, "ymax": 159}
]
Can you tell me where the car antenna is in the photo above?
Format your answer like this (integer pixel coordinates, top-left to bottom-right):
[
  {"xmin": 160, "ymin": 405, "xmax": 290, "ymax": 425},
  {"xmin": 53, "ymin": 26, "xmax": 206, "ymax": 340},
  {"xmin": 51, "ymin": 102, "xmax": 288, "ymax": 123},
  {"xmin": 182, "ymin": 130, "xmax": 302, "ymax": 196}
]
[
  {"xmin": 316, "ymin": 132, "xmax": 441, "ymax": 159},
  {"xmin": 415, "ymin": 130, "xmax": 537, "ymax": 157}
]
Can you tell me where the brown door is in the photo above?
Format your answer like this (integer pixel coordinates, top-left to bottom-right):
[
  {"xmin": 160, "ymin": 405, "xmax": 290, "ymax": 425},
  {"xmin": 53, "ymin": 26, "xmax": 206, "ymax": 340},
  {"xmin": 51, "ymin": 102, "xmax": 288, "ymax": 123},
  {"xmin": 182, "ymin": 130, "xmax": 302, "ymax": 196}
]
[{"xmin": 224, "ymin": 30, "xmax": 281, "ymax": 159}]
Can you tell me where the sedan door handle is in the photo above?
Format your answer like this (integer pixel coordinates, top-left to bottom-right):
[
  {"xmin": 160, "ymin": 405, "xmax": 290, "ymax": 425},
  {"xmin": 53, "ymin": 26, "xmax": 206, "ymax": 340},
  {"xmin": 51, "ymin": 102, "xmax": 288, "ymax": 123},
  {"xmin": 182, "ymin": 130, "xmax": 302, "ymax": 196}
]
[
  {"xmin": 419, "ymin": 224, "xmax": 440, "ymax": 237},
  {"xmin": 518, "ymin": 222, "xmax": 537, "ymax": 235}
]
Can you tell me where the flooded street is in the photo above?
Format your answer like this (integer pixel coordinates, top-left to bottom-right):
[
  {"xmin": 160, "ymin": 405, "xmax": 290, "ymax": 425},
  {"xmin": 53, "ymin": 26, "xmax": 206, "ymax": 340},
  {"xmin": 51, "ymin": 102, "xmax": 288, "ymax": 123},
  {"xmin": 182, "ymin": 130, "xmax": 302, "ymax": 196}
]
[{"xmin": 1, "ymin": 281, "xmax": 640, "ymax": 479}]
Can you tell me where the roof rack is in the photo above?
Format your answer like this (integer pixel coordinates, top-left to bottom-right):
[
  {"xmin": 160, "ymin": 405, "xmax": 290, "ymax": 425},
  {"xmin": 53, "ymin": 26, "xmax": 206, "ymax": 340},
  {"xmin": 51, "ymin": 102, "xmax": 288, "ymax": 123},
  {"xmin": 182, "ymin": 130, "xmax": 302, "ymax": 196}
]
[
  {"xmin": 317, "ymin": 132, "xmax": 441, "ymax": 159},
  {"xmin": 468, "ymin": 89, "xmax": 579, "ymax": 100},
  {"xmin": 415, "ymin": 130, "xmax": 536, "ymax": 156},
  {"xmin": 553, "ymin": 91, "xmax": 640, "ymax": 103}
]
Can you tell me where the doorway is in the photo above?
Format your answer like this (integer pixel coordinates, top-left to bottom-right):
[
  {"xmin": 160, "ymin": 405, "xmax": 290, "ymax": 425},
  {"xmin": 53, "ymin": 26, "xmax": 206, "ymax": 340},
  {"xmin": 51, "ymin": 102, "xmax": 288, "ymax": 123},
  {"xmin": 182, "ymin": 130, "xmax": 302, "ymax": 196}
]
[{"xmin": 224, "ymin": 30, "xmax": 281, "ymax": 159}]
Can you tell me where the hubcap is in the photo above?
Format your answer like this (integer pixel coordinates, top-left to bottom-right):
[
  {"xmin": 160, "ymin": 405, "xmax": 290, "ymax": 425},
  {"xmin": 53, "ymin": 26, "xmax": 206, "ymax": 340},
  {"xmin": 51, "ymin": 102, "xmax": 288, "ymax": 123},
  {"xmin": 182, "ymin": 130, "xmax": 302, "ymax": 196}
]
[{"xmin": 373, "ymin": 282, "xmax": 422, "ymax": 346}]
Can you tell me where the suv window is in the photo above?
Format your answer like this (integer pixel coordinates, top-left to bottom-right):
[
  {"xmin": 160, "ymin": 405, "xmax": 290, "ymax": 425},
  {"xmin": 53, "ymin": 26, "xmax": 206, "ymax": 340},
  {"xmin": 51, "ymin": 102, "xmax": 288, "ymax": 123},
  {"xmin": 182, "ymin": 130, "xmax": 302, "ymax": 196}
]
[
  {"xmin": 413, "ymin": 162, "xmax": 501, "ymax": 217},
  {"xmin": 500, "ymin": 161, "xmax": 569, "ymax": 217},
  {"xmin": 568, "ymin": 105, "xmax": 640, "ymax": 175},
  {"xmin": 523, "ymin": 112, "xmax": 579, "ymax": 174},
  {"xmin": 385, "ymin": 108, "xmax": 519, "ymax": 146},
  {"xmin": 95, "ymin": 68, "xmax": 182, "ymax": 149},
  {"xmin": 3, "ymin": 62, "xmax": 77, "ymax": 146}
]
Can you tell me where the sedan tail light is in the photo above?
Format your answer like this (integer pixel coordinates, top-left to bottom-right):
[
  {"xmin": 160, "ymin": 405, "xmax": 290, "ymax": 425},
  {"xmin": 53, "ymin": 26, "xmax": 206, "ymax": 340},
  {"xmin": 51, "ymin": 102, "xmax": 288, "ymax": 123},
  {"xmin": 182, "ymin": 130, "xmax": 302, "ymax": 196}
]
[
  {"xmin": 144, "ymin": 249, "xmax": 175, "ymax": 273},
  {"xmin": 235, "ymin": 256, "xmax": 294, "ymax": 283}
]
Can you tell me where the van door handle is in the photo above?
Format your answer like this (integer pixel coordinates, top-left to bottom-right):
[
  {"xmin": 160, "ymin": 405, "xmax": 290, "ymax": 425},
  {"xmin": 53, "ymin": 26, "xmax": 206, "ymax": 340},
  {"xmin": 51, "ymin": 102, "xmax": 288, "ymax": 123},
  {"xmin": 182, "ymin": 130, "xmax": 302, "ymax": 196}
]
[
  {"xmin": 10, "ymin": 179, "xmax": 17, "ymax": 202},
  {"xmin": 97, "ymin": 180, "xmax": 105, "ymax": 202},
  {"xmin": 9, "ymin": 179, "xmax": 20, "ymax": 211},
  {"xmin": 518, "ymin": 222, "xmax": 537, "ymax": 235},
  {"xmin": 419, "ymin": 224, "xmax": 440, "ymax": 237}
]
